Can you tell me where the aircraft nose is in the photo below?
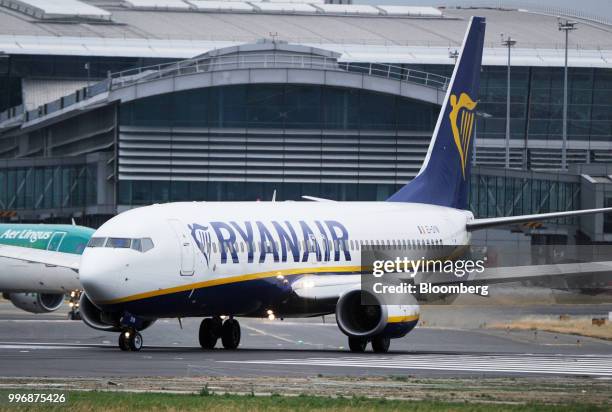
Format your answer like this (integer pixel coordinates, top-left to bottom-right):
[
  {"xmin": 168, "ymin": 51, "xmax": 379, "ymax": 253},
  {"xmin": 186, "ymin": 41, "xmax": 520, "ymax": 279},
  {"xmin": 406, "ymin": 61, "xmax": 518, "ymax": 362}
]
[{"xmin": 79, "ymin": 249, "xmax": 125, "ymax": 304}]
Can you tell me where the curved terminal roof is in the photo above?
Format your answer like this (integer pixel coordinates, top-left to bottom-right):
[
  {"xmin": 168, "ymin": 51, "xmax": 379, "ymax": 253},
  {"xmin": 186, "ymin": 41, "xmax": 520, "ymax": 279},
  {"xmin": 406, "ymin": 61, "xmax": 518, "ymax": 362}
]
[
  {"xmin": 0, "ymin": 2, "xmax": 610, "ymax": 66},
  {"xmin": 0, "ymin": 40, "xmax": 449, "ymax": 129}
]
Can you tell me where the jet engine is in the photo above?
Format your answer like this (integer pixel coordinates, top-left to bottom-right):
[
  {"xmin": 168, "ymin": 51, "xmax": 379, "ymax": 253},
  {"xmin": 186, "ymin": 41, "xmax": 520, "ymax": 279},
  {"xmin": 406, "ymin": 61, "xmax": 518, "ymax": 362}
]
[
  {"xmin": 5, "ymin": 292, "xmax": 64, "ymax": 313},
  {"xmin": 335, "ymin": 289, "xmax": 420, "ymax": 339},
  {"xmin": 79, "ymin": 293, "xmax": 155, "ymax": 332}
]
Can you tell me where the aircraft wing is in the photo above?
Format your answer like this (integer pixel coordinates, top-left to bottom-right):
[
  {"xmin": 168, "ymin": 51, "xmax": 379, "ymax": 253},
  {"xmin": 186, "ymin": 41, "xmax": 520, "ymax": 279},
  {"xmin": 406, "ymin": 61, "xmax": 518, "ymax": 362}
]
[
  {"xmin": 417, "ymin": 261, "xmax": 612, "ymax": 287},
  {"xmin": 291, "ymin": 261, "xmax": 612, "ymax": 302},
  {"xmin": 467, "ymin": 206, "xmax": 612, "ymax": 231},
  {"xmin": 0, "ymin": 244, "xmax": 81, "ymax": 271}
]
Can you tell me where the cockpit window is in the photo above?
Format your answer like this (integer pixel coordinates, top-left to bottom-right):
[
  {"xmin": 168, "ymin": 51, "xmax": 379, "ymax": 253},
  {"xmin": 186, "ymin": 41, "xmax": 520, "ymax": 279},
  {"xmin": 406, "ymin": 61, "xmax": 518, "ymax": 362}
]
[
  {"xmin": 141, "ymin": 238, "xmax": 154, "ymax": 252},
  {"xmin": 106, "ymin": 238, "xmax": 131, "ymax": 248},
  {"xmin": 87, "ymin": 237, "xmax": 106, "ymax": 248},
  {"xmin": 131, "ymin": 238, "xmax": 142, "ymax": 252},
  {"xmin": 89, "ymin": 237, "xmax": 153, "ymax": 251},
  {"xmin": 130, "ymin": 238, "xmax": 154, "ymax": 253}
]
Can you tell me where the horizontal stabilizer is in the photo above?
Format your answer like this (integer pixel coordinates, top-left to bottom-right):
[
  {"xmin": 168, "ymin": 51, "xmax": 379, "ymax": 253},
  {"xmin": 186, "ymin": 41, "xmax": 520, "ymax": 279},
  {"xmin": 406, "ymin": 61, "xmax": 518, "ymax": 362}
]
[
  {"xmin": 301, "ymin": 196, "xmax": 336, "ymax": 202},
  {"xmin": 467, "ymin": 207, "xmax": 612, "ymax": 231}
]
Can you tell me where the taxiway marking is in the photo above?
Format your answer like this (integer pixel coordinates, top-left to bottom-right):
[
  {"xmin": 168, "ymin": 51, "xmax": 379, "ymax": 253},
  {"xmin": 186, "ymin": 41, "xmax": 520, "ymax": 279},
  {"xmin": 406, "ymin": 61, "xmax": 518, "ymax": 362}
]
[{"xmin": 221, "ymin": 354, "xmax": 612, "ymax": 377}]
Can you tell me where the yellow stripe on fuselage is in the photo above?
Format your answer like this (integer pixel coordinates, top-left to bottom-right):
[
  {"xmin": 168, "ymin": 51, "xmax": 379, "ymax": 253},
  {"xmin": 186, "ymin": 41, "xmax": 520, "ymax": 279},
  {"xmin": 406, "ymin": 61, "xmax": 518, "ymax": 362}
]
[{"xmin": 99, "ymin": 265, "xmax": 363, "ymax": 305}]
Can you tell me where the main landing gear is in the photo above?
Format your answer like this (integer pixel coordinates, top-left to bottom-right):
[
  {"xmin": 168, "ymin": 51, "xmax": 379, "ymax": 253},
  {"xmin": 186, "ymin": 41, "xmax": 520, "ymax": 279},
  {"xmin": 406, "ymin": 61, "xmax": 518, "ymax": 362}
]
[
  {"xmin": 348, "ymin": 335, "xmax": 391, "ymax": 353},
  {"xmin": 67, "ymin": 290, "xmax": 81, "ymax": 320},
  {"xmin": 199, "ymin": 316, "xmax": 241, "ymax": 350},
  {"xmin": 118, "ymin": 329, "xmax": 143, "ymax": 352}
]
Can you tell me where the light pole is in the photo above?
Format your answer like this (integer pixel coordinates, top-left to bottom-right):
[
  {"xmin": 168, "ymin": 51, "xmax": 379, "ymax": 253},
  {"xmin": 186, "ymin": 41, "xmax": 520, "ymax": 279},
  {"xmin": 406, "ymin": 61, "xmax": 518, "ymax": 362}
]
[
  {"xmin": 501, "ymin": 34, "xmax": 516, "ymax": 169},
  {"xmin": 558, "ymin": 19, "xmax": 577, "ymax": 170}
]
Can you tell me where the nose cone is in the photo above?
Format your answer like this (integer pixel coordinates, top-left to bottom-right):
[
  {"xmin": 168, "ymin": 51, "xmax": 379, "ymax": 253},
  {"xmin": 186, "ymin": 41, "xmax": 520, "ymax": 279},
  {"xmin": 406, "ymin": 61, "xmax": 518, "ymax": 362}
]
[{"xmin": 79, "ymin": 248, "xmax": 125, "ymax": 304}]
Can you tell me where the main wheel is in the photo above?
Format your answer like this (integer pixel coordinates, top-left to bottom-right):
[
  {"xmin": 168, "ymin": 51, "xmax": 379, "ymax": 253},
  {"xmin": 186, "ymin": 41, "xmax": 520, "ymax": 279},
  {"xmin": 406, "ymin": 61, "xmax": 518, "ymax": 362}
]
[
  {"xmin": 221, "ymin": 318, "xmax": 241, "ymax": 350},
  {"xmin": 128, "ymin": 331, "xmax": 143, "ymax": 351},
  {"xmin": 199, "ymin": 318, "xmax": 219, "ymax": 349},
  {"xmin": 371, "ymin": 335, "xmax": 390, "ymax": 353},
  {"xmin": 348, "ymin": 337, "xmax": 368, "ymax": 352},
  {"xmin": 118, "ymin": 332, "xmax": 129, "ymax": 351}
]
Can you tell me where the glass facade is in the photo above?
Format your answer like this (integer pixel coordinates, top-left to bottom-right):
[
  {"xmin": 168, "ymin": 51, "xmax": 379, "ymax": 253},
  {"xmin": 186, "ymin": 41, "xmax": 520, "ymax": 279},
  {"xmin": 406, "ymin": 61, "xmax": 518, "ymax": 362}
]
[
  {"xmin": 118, "ymin": 170, "xmax": 581, "ymax": 225},
  {"xmin": 469, "ymin": 169, "xmax": 580, "ymax": 224},
  {"xmin": 118, "ymin": 84, "xmax": 440, "ymax": 205},
  {"xmin": 479, "ymin": 67, "xmax": 612, "ymax": 142},
  {"xmin": 119, "ymin": 84, "xmax": 438, "ymax": 131},
  {"xmin": 118, "ymin": 180, "xmax": 401, "ymax": 205},
  {"xmin": 407, "ymin": 65, "xmax": 612, "ymax": 143},
  {"xmin": 0, "ymin": 55, "xmax": 174, "ymax": 112},
  {"xmin": 3, "ymin": 54, "xmax": 612, "ymax": 141},
  {"xmin": 0, "ymin": 163, "xmax": 97, "ymax": 210}
]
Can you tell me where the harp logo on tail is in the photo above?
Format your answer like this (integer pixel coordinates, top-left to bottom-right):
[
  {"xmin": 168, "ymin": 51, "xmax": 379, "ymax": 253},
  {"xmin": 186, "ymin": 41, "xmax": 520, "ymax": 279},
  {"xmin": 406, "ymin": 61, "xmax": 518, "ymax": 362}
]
[{"xmin": 449, "ymin": 93, "xmax": 477, "ymax": 179}]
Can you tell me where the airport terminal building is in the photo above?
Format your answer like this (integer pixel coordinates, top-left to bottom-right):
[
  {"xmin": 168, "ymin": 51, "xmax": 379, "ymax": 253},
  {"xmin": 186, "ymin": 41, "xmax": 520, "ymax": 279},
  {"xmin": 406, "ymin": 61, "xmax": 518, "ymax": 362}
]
[{"xmin": 0, "ymin": 0, "xmax": 611, "ymax": 241}]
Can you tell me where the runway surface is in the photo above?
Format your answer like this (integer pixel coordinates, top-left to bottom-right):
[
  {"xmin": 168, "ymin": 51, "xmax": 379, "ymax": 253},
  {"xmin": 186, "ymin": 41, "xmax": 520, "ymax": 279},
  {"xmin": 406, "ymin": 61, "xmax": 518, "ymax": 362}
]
[{"xmin": 0, "ymin": 301, "xmax": 610, "ymax": 378}]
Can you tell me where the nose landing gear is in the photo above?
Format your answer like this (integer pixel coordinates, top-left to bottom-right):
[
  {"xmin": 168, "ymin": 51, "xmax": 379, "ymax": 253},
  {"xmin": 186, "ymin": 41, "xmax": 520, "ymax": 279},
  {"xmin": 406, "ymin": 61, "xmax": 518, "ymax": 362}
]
[
  {"xmin": 118, "ymin": 329, "xmax": 143, "ymax": 351},
  {"xmin": 199, "ymin": 316, "xmax": 241, "ymax": 350}
]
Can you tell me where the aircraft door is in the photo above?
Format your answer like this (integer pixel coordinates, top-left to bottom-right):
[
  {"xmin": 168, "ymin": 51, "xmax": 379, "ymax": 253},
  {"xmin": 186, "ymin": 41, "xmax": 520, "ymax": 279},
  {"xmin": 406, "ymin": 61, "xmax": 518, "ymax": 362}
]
[{"xmin": 168, "ymin": 219, "xmax": 195, "ymax": 276}]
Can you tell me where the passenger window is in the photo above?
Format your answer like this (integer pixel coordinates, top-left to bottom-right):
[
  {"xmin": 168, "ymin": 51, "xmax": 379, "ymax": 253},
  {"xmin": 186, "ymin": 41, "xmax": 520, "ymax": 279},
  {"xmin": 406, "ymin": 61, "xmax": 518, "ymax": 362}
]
[
  {"xmin": 141, "ymin": 238, "xmax": 155, "ymax": 252},
  {"xmin": 87, "ymin": 237, "xmax": 106, "ymax": 248},
  {"xmin": 106, "ymin": 238, "xmax": 131, "ymax": 248}
]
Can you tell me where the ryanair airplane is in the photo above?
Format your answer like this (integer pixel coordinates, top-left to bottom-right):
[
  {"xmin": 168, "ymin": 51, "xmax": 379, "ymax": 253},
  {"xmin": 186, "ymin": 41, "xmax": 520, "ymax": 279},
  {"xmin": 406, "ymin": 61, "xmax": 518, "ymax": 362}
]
[
  {"xmin": 2, "ymin": 17, "xmax": 611, "ymax": 352},
  {"xmin": 0, "ymin": 223, "xmax": 93, "ymax": 315}
]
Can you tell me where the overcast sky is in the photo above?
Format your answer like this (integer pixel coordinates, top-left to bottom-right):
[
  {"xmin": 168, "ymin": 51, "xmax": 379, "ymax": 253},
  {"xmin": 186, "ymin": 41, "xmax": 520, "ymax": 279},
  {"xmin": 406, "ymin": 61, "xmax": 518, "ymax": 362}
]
[{"xmin": 357, "ymin": 0, "xmax": 612, "ymax": 22}]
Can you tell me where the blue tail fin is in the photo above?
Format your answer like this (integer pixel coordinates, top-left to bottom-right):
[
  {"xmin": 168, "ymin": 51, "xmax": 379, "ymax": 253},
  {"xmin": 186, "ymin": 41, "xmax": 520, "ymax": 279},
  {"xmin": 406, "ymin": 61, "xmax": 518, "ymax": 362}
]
[{"xmin": 387, "ymin": 16, "xmax": 486, "ymax": 210}]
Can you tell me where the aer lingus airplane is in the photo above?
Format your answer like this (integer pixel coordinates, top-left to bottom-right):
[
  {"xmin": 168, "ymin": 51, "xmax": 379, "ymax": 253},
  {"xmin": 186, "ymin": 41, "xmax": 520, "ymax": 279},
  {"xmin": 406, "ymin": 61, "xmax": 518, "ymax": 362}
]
[
  {"xmin": 0, "ymin": 223, "xmax": 93, "ymax": 315},
  {"xmin": 3, "ymin": 17, "xmax": 612, "ymax": 352}
]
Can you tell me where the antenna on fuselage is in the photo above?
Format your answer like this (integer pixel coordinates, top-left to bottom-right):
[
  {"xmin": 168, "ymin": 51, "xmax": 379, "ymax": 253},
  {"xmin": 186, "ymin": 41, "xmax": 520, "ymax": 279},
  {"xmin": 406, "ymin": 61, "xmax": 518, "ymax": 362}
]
[
  {"xmin": 272, "ymin": 190, "xmax": 277, "ymax": 202},
  {"xmin": 71, "ymin": 218, "xmax": 76, "ymax": 226}
]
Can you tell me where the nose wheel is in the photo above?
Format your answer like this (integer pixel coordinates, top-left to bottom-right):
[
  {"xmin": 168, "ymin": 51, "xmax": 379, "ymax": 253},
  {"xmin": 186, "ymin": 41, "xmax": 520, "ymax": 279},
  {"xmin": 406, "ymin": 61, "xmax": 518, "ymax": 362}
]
[
  {"xmin": 199, "ymin": 317, "xmax": 241, "ymax": 350},
  {"xmin": 118, "ymin": 330, "xmax": 143, "ymax": 351}
]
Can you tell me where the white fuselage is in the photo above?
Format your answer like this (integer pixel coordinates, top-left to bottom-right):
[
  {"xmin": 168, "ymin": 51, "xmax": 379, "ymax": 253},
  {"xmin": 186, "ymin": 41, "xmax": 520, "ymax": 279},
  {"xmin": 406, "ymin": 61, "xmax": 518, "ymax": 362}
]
[{"xmin": 80, "ymin": 201, "xmax": 473, "ymax": 315}]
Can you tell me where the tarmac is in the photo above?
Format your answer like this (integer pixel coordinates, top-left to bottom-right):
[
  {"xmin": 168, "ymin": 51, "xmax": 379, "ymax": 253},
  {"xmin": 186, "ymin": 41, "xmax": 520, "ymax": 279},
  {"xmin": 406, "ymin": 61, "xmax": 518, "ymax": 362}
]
[{"xmin": 0, "ymin": 301, "xmax": 610, "ymax": 379}]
